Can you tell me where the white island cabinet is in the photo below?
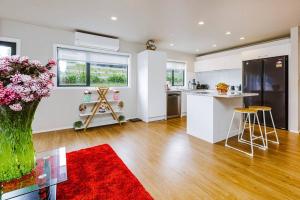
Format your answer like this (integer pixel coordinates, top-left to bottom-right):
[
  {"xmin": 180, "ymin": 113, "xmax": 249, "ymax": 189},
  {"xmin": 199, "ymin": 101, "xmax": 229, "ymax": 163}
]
[{"xmin": 186, "ymin": 91, "xmax": 258, "ymax": 143}]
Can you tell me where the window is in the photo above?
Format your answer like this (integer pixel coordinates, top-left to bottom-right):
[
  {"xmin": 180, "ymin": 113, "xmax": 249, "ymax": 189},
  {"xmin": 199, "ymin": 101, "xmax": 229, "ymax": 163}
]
[
  {"xmin": 0, "ymin": 41, "xmax": 17, "ymax": 57},
  {"xmin": 166, "ymin": 61, "xmax": 186, "ymax": 86},
  {"xmin": 57, "ymin": 47, "xmax": 129, "ymax": 87}
]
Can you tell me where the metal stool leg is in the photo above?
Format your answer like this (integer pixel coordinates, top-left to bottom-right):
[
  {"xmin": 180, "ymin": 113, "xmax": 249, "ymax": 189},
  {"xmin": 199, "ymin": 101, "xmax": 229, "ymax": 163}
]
[
  {"xmin": 237, "ymin": 113, "xmax": 243, "ymax": 140},
  {"xmin": 252, "ymin": 114, "xmax": 256, "ymax": 134},
  {"xmin": 268, "ymin": 110, "xmax": 280, "ymax": 144},
  {"xmin": 239, "ymin": 113, "xmax": 249, "ymax": 141},
  {"xmin": 248, "ymin": 113, "xmax": 254, "ymax": 156},
  {"xmin": 255, "ymin": 113, "xmax": 266, "ymax": 149},
  {"xmin": 239, "ymin": 112, "xmax": 267, "ymax": 150},
  {"xmin": 262, "ymin": 110, "xmax": 268, "ymax": 148},
  {"xmin": 225, "ymin": 112, "xmax": 236, "ymax": 147},
  {"xmin": 226, "ymin": 112, "xmax": 254, "ymax": 157}
]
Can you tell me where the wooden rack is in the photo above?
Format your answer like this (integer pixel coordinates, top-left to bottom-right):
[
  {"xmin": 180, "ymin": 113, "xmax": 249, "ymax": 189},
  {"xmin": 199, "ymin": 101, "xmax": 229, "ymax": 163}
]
[{"xmin": 78, "ymin": 87, "xmax": 123, "ymax": 131}]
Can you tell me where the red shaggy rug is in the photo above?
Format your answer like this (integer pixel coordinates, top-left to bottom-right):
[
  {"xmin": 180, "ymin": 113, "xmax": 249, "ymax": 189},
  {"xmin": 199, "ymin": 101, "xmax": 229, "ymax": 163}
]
[{"xmin": 57, "ymin": 144, "xmax": 153, "ymax": 200}]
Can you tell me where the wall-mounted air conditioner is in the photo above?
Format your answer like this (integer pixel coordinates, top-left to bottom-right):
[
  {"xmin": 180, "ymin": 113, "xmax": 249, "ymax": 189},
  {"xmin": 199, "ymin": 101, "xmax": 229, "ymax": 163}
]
[{"xmin": 74, "ymin": 31, "xmax": 120, "ymax": 51}]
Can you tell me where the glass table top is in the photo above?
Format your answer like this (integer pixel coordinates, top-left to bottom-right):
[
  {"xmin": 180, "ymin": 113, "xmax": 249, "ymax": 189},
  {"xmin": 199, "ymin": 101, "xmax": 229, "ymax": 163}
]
[{"xmin": 1, "ymin": 147, "xmax": 67, "ymax": 200}]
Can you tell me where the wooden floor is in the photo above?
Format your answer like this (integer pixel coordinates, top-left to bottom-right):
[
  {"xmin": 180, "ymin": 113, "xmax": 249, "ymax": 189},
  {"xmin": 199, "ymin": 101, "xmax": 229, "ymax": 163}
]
[{"xmin": 33, "ymin": 117, "xmax": 300, "ymax": 200}]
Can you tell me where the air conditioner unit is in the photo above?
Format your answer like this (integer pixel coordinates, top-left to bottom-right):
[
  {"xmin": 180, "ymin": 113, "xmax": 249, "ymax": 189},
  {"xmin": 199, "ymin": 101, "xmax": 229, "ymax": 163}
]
[{"xmin": 74, "ymin": 31, "xmax": 120, "ymax": 51}]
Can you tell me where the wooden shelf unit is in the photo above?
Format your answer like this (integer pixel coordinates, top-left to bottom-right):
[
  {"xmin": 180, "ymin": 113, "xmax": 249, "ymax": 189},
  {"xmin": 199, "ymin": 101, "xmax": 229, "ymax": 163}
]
[{"xmin": 78, "ymin": 87, "xmax": 124, "ymax": 131}]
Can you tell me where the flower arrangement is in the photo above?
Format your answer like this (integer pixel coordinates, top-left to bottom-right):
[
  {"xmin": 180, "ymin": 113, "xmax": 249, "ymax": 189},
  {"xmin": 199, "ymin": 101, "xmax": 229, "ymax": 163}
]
[
  {"xmin": 0, "ymin": 55, "xmax": 56, "ymax": 111},
  {"xmin": 0, "ymin": 55, "xmax": 56, "ymax": 182}
]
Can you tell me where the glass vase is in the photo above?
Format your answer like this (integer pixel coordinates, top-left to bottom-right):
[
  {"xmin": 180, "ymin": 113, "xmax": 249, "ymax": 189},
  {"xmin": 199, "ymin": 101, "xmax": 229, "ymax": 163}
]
[{"xmin": 0, "ymin": 101, "xmax": 39, "ymax": 182}]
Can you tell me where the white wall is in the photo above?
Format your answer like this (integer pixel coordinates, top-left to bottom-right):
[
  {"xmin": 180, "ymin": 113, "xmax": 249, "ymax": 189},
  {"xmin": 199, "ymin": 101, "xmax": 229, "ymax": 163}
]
[
  {"xmin": 0, "ymin": 19, "xmax": 195, "ymax": 133},
  {"xmin": 290, "ymin": 27, "xmax": 300, "ymax": 133}
]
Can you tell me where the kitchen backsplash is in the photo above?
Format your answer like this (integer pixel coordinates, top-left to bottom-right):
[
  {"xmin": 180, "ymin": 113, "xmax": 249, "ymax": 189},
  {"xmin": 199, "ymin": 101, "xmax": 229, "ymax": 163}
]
[{"xmin": 196, "ymin": 69, "xmax": 242, "ymax": 89}]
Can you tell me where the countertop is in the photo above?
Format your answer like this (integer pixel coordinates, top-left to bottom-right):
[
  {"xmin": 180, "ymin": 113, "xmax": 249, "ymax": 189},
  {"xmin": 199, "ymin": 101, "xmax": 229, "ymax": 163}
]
[
  {"xmin": 166, "ymin": 89, "xmax": 214, "ymax": 93},
  {"xmin": 185, "ymin": 90, "xmax": 258, "ymax": 98}
]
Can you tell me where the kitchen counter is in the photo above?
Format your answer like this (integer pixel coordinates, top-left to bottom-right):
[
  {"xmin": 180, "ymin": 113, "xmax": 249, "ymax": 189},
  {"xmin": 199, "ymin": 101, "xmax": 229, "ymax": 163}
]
[
  {"xmin": 186, "ymin": 91, "xmax": 258, "ymax": 143},
  {"xmin": 186, "ymin": 90, "xmax": 258, "ymax": 98},
  {"xmin": 166, "ymin": 89, "xmax": 215, "ymax": 93}
]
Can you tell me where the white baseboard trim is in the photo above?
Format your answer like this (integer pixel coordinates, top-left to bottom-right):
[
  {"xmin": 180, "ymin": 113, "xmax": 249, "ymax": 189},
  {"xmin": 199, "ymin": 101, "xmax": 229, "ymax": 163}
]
[
  {"xmin": 33, "ymin": 126, "xmax": 73, "ymax": 134},
  {"xmin": 33, "ymin": 117, "xmax": 136, "ymax": 134},
  {"xmin": 147, "ymin": 115, "xmax": 166, "ymax": 122},
  {"xmin": 289, "ymin": 129, "xmax": 300, "ymax": 134}
]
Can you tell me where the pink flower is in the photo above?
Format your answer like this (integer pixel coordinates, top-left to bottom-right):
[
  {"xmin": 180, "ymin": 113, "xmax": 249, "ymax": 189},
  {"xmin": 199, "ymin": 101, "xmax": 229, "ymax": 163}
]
[
  {"xmin": 10, "ymin": 55, "xmax": 20, "ymax": 63},
  {"xmin": 45, "ymin": 58, "xmax": 56, "ymax": 70},
  {"xmin": 48, "ymin": 59, "xmax": 56, "ymax": 66},
  {"xmin": 0, "ymin": 58, "xmax": 12, "ymax": 74},
  {"xmin": 0, "ymin": 87, "xmax": 19, "ymax": 105},
  {"xmin": 0, "ymin": 56, "xmax": 54, "ymax": 108},
  {"xmin": 30, "ymin": 60, "xmax": 41, "ymax": 66},
  {"xmin": 20, "ymin": 56, "xmax": 29, "ymax": 63},
  {"xmin": 10, "ymin": 73, "xmax": 22, "ymax": 84},
  {"xmin": 9, "ymin": 103, "xmax": 22, "ymax": 111}
]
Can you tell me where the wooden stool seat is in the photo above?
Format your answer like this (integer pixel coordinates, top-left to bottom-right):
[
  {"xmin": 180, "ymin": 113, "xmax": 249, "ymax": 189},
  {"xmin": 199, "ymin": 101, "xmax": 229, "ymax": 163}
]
[
  {"xmin": 234, "ymin": 107, "xmax": 257, "ymax": 113},
  {"xmin": 249, "ymin": 106, "xmax": 272, "ymax": 111}
]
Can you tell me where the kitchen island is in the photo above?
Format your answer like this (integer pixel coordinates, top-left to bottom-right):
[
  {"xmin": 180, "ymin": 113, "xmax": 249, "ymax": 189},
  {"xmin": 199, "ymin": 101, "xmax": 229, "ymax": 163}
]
[{"xmin": 186, "ymin": 91, "xmax": 258, "ymax": 143}]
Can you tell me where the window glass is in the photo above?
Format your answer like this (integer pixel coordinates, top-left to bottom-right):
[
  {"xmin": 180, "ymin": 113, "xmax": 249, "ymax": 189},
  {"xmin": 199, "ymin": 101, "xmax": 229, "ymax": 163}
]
[
  {"xmin": 166, "ymin": 61, "xmax": 186, "ymax": 86},
  {"xmin": 166, "ymin": 69, "xmax": 173, "ymax": 83},
  {"xmin": 58, "ymin": 60, "xmax": 87, "ymax": 86},
  {"xmin": 90, "ymin": 63, "xmax": 127, "ymax": 87},
  {"xmin": 0, "ymin": 41, "xmax": 17, "ymax": 58},
  {"xmin": 57, "ymin": 47, "xmax": 129, "ymax": 87},
  {"xmin": 0, "ymin": 46, "xmax": 12, "ymax": 57},
  {"xmin": 173, "ymin": 69, "xmax": 185, "ymax": 86}
]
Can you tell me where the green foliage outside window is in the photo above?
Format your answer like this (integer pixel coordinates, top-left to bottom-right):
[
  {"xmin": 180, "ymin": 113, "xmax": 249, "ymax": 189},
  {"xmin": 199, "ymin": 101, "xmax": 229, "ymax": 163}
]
[
  {"xmin": 58, "ymin": 60, "xmax": 128, "ymax": 87},
  {"xmin": 166, "ymin": 69, "xmax": 184, "ymax": 86}
]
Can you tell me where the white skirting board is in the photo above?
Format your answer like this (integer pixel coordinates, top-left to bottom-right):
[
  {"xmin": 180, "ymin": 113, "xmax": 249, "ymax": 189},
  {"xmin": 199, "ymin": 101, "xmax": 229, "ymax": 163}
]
[{"xmin": 33, "ymin": 117, "xmax": 135, "ymax": 134}]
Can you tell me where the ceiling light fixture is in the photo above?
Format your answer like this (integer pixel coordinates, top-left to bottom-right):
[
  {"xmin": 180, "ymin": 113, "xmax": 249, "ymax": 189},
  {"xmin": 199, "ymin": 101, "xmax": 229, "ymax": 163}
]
[
  {"xmin": 196, "ymin": 49, "xmax": 200, "ymax": 52},
  {"xmin": 110, "ymin": 16, "xmax": 118, "ymax": 21},
  {"xmin": 225, "ymin": 31, "xmax": 231, "ymax": 35},
  {"xmin": 212, "ymin": 44, "xmax": 217, "ymax": 48},
  {"xmin": 170, "ymin": 43, "xmax": 175, "ymax": 47},
  {"xmin": 198, "ymin": 21, "xmax": 205, "ymax": 25},
  {"xmin": 240, "ymin": 37, "xmax": 245, "ymax": 40}
]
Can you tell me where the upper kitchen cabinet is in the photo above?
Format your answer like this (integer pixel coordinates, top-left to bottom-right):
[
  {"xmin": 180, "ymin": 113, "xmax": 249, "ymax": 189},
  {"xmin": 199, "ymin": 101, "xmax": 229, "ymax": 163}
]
[
  {"xmin": 137, "ymin": 50, "xmax": 167, "ymax": 122},
  {"xmin": 194, "ymin": 51, "xmax": 242, "ymax": 72},
  {"xmin": 194, "ymin": 38, "xmax": 290, "ymax": 72},
  {"xmin": 241, "ymin": 39, "xmax": 290, "ymax": 61}
]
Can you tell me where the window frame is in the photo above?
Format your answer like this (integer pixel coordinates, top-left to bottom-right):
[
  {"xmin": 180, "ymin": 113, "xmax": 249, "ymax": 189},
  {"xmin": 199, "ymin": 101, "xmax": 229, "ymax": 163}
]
[
  {"xmin": 167, "ymin": 60, "xmax": 187, "ymax": 87},
  {"xmin": 0, "ymin": 37, "xmax": 21, "ymax": 56},
  {"xmin": 54, "ymin": 44, "xmax": 131, "ymax": 88}
]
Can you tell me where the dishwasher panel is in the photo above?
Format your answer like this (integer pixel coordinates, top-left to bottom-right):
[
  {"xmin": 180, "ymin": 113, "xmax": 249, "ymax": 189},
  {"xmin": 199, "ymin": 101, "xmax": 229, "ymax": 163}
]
[{"xmin": 167, "ymin": 92, "xmax": 181, "ymax": 119}]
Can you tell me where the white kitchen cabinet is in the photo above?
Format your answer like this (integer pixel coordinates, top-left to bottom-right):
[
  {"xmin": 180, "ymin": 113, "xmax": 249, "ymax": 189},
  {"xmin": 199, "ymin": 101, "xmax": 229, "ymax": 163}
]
[
  {"xmin": 181, "ymin": 91, "xmax": 187, "ymax": 116},
  {"xmin": 194, "ymin": 52, "xmax": 242, "ymax": 72},
  {"xmin": 241, "ymin": 42, "xmax": 290, "ymax": 61},
  {"xmin": 137, "ymin": 50, "xmax": 167, "ymax": 122},
  {"xmin": 194, "ymin": 38, "xmax": 290, "ymax": 72}
]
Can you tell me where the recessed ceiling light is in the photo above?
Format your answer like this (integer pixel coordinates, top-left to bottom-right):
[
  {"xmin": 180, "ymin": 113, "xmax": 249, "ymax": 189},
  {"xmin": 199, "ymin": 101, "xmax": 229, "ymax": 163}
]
[
  {"xmin": 212, "ymin": 44, "xmax": 217, "ymax": 48},
  {"xmin": 196, "ymin": 49, "xmax": 200, "ymax": 52},
  {"xmin": 110, "ymin": 16, "xmax": 118, "ymax": 21},
  {"xmin": 198, "ymin": 21, "xmax": 205, "ymax": 25},
  {"xmin": 225, "ymin": 31, "xmax": 231, "ymax": 35},
  {"xmin": 170, "ymin": 43, "xmax": 175, "ymax": 47},
  {"xmin": 240, "ymin": 37, "xmax": 245, "ymax": 40}
]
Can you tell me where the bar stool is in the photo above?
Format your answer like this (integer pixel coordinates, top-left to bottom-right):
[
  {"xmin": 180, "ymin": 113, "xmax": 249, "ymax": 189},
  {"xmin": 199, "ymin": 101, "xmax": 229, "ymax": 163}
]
[
  {"xmin": 225, "ymin": 108, "xmax": 266, "ymax": 156},
  {"xmin": 249, "ymin": 106, "xmax": 279, "ymax": 148}
]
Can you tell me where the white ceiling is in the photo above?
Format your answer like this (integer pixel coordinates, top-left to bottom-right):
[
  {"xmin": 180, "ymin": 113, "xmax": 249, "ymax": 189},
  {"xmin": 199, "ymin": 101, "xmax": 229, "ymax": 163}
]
[{"xmin": 0, "ymin": 0, "xmax": 300, "ymax": 55}]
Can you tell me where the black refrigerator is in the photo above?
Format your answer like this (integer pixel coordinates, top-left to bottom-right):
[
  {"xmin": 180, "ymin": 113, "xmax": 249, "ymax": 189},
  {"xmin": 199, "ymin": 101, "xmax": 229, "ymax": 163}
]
[{"xmin": 242, "ymin": 55, "xmax": 288, "ymax": 129}]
